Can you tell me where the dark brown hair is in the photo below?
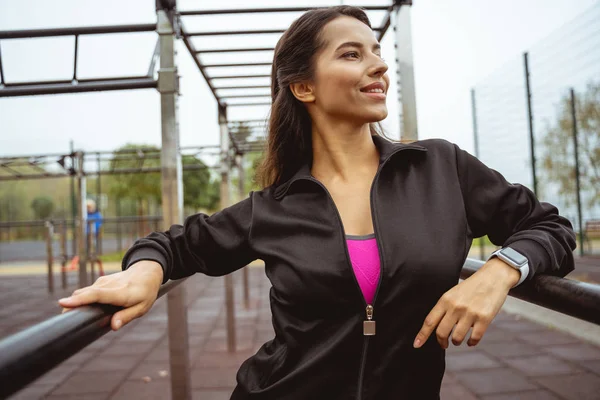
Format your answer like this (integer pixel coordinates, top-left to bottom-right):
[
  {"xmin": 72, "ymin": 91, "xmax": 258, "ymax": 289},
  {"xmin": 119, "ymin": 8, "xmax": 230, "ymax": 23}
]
[{"xmin": 256, "ymin": 6, "xmax": 388, "ymax": 189}]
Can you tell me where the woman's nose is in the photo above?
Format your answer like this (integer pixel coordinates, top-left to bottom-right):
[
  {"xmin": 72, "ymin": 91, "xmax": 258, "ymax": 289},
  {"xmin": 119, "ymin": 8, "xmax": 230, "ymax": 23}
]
[{"xmin": 369, "ymin": 57, "xmax": 388, "ymax": 77}]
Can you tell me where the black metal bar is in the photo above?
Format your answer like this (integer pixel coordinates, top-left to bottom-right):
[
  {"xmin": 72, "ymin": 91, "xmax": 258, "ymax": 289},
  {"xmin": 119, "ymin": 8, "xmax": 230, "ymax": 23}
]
[
  {"xmin": 196, "ymin": 47, "xmax": 274, "ymax": 53},
  {"xmin": 210, "ymin": 74, "xmax": 271, "ymax": 80},
  {"xmin": 523, "ymin": 52, "xmax": 538, "ymax": 196},
  {"xmin": 0, "ymin": 216, "xmax": 162, "ymax": 229},
  {"xmin": 216, "ymin": 85, "xmax": 270, "ymax": 90},
  {"xmin": 72, "ymin": 35, "xmax": 79, "ymax": 81},
  {"xmin": 0, "ymin": 278, "xmax": 186, "ymax": 399},
  {"xmin": 220, "ymin": 94, "xmax": 270, "ymax": 99},
  {"xmin": 228, "ymin": 119, "xmax": 268, "ymax": 123},
  {"xmin": 186, "ymin": 28, "xmax": 381, "ymax": 37},
  {"xmin": 0, "ymin": 42, "xmax": 5, "ymax": 85},
  {"xmin": 462, "ymin": 259, "xmax": 600, "ymax": 325},
  {"xmin": 147, "ymin": 38, "xmax": 160, "ymax": 77},
  {"xmin": 0, "ymin": 23, "xmax": 157, "ymax": 39},
  {"xmin": 179, "ymin": 6, "xmax": 391, "ymax": 16},
  {"xmin": 186, "ymin": 29, "xmax": 284, "ymax": 36},
  {"xmin": 179, "ymin": 21, "xmax": 223, "ymax": 108},
  {"xmin": 203, "ymin": 62, "xmax": 271, "ymax": 68},
  {"xmin": 570, "ymin": 88, "xmax": 585, "ymax": 257},
  {"xmin": 0, "ymin": 77, "xmax": 157, "ymax": 97},
  {"xmin": 377, "ymin": 7, "xmax": 393, "ymax": 42},
  {"xmin": 227, "ymin": 102, "xmax": 271, "ymax": 107}
]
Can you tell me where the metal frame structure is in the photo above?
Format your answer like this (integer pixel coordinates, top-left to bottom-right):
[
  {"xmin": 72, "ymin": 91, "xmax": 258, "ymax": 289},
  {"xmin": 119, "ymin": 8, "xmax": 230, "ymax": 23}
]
[{"xmin": 0, "ymin": 1, "xmax": 419, "ymax": 398}]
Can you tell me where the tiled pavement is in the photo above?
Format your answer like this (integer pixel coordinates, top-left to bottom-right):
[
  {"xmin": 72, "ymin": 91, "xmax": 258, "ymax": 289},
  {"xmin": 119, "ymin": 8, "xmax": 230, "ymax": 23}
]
[{"xmin": 2, "ymin": 261, "xmax": 600, "ymax": 400}]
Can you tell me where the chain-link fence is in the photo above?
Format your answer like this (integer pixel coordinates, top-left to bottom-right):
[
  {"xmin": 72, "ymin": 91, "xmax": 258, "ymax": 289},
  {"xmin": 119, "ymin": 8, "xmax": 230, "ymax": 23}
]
[{"xmin": 472, "ymin": 2, "xmax": 600, "ymax": 255}]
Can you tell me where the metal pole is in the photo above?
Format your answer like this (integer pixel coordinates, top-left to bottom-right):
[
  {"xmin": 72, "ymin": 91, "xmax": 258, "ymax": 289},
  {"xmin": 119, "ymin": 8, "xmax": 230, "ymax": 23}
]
[
  {"xmin": 60, "ymin": 221, "xmax": 67, "ymax": 289},
  {"xmin": 70, "ymin": 141, "xmax": 76, "ymax": 260},
  {"xmin": 570, "ymin": 89, "xmax": 585, "ymax": 257},
  {"xmin": 393, "ymin": 2, "xmax": 418, "ymax": 141},
  {"xmin": 470, "ymin": 88, "xmax": 486, "ymax": 260},
  {"xmin": 220, "ymin": 105, "xmax": 237, "ymax": 351},
  {"xmin": 96, "ymin": 153, "xmax": 102, "ymax": 255},
  {"xmin": 116, "ymin": 198, "xmax": 122, "ymax": 252},
  {"xmin": 88, "ymin": 221, "xmax": 95, "ymax": 283},
  {"xmin": 157, "ymin": 6, "xmax": 192, "ymax": 400},
  {"xmin": 45, "ymin": 221, "xmax": 54, "ymax": 294},
  {"xmin": 238, "ymin": 153, "xmax": 250, "ymax": 309},
  {"xmin": 523, "ymin": 52, "xmax": 538, "ymax": 196},
  {"xmin": 76, "ymin": 151, "xmax": 88, "ymax": 288}
]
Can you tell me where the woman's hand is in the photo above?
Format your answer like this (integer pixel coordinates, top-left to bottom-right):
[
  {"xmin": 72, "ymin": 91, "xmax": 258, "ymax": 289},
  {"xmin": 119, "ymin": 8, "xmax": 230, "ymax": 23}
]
[
  {"xmin": 58, "ymin": 261, "xmax": 164, "ymax": 331},
  {"xmin": 413, "ymin": 258, "xmax": 520, "ymax": 349}
]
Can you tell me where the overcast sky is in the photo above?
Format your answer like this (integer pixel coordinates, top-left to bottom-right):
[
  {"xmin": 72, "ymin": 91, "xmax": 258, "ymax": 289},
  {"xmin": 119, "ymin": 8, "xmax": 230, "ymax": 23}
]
[{"xmin": 0, "ymin": 0, "xmax": 598, "ymax": 159}]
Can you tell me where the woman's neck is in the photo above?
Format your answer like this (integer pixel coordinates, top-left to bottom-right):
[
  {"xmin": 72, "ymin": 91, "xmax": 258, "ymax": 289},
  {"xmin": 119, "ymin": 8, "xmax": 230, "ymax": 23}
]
[{"xmin": 310, "ymin": 120, "xmax": 380, "ymax": 184}]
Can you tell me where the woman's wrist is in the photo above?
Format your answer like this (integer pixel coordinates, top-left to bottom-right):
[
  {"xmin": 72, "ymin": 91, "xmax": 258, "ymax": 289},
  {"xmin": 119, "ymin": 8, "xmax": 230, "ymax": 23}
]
[
  {"xmin": 480, "ymin": 258, "xmax": 521, "ymax": 290},
  {"xmin": 127, "ymin": 260, "xmax": 164, "ymax": 285}
]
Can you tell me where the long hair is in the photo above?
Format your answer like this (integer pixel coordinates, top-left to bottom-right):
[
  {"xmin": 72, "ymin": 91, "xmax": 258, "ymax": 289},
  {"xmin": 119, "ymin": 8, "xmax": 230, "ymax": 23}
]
[{"xmin": 256, "ymin": 6, "xmax": 388, "ymax": 189}]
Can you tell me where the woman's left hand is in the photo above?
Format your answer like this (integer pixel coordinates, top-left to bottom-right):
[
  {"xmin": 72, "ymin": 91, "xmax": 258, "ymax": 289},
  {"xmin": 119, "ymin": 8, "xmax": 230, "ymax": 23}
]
[{"xmin": 413, "ymin": 258, "xmax": 521, "ymax": 349}]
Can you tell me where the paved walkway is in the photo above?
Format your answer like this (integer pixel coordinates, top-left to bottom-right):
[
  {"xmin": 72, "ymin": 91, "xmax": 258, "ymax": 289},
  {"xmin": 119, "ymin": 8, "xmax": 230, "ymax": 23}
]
[{"xmin": 2, "ymin": 260, "xmax": 600, "ymax": 400}]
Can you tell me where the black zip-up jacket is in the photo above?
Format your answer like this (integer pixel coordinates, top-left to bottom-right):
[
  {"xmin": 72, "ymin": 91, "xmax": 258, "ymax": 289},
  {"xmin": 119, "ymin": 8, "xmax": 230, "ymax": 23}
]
[{"xmin": 123, "ymin": 136, "xmax": 576, "ymax": 400}]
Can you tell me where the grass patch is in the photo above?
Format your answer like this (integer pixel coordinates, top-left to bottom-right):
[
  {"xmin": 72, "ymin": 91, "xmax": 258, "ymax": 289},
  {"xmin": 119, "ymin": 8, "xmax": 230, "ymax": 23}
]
[{"xmin": 99, "ymin": 251, "xmax": 126, "ymax": 263}]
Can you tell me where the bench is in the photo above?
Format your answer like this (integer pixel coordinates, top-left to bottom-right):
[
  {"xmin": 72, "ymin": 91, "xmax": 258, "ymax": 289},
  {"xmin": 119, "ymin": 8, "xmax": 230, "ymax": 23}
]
[{"xmin": 584, "ymin": 220, "xmax": 600, "ymax": 253}]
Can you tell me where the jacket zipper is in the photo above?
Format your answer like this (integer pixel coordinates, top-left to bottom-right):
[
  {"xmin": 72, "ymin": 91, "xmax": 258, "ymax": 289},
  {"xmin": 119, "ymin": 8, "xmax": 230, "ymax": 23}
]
[{"xmin": 306, "ymin": 147, "xmax": 406, "ymax": 400}]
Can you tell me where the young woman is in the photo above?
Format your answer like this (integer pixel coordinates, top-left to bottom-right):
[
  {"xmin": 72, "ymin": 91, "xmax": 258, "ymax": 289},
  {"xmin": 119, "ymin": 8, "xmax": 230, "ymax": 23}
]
[{"xmin": 59, "ymin": 6, "xmax": 576, "ymax": 399}]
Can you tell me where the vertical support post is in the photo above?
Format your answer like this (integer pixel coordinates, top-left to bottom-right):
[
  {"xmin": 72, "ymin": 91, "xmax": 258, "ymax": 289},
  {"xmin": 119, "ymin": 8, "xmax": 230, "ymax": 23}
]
[
  {"xmin": 470, "ymin": 88, "xmax": 485, "ymax": 260},
  {"xmin": 393, "ymin": 2, "xmax": 418, "ymax": 141},
  {"xmin": 237, "ymin": 153, "xmax": 250, "ymax": 309},
  {"xmin": 570, "ymin": 89, "xmax": 584, "ymax": 257},
  {"xmin": 157, "ymin": 6, "xmax": 192, "ymax": 400},
  {"xmin": 70, "ymin": 141, "xmax": 77, "ymax": 260},
  {"xmin": 45, "ymin": 221, "xmax": 54, "ymax": 294},
  {"xmin": 116, "ymin": 199, "xmax": 122, "ymax": 253},
  {"xmin": 61, "ymin": 221, "xmax": 68, "ymax": 289},
  {"xmin": 0, "ymin": 42, "xmax": 5, "ymax": 86},
  {"xmin": 76, "ymin": 151, "xmax": 88, "ymax": 288},
  {"xmin": 96, "ymin": 153, "xmax": 102, "ymax": 255},
  {"xmin": 220, "ymin": 104, "xmax": 237, "ymax": 352},
  {"xmin": 88, "ymin": 221, "xmax": 95, "ymax": 283},
  {"xmin": 523, "ymin": 52, "xmax": 538, "ymax": 196}
]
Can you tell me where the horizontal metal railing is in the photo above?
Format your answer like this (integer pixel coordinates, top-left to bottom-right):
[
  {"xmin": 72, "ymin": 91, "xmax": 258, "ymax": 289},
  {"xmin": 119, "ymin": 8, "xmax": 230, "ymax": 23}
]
[
  {"xmin": 461, "ymin": 259, "xmax": 600, "ymax": 325},
  {"xmin": 0, "ymin": 278, "xmax": 186, "ymax": 399},
  {"xmin": 1, "ymin": 258, "xmax": 599, "ymax": 398}
]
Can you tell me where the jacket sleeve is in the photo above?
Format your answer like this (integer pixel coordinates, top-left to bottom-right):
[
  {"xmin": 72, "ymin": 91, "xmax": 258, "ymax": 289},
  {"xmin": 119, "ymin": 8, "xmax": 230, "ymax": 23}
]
[
  {"xmin": 121, "ymin": 195, "xmax": 257, "ymax": 283},
  {"xmin": 453, "ymin": 144, "xmax": 576, "ymax": 281}
]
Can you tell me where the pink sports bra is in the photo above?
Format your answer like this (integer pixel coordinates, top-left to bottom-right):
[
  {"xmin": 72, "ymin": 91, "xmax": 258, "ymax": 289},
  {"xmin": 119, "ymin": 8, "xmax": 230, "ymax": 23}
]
[{"xmin": 346, "ymin": 233, "xmax": 381, "ymax": 305}]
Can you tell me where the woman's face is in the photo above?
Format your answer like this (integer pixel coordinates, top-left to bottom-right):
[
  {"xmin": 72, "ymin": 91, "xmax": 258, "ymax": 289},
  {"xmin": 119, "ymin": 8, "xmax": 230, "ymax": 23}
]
[{"xmin": 310, "ymin": 16, "xmax": 390, "ymax": 124}]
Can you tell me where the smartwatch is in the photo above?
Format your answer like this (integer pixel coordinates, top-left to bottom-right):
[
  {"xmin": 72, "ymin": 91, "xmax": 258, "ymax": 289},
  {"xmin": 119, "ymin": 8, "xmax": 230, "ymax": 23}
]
[{"xmin": 488, "ymin": 247, "xmax": 530, "ymax": 287}]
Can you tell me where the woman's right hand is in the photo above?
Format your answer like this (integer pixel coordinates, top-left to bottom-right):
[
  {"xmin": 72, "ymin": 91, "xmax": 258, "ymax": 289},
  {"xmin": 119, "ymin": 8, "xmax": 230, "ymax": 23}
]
[{"xmin": 58, "ymin": 261, "xmax": 164, "ymax": 331}]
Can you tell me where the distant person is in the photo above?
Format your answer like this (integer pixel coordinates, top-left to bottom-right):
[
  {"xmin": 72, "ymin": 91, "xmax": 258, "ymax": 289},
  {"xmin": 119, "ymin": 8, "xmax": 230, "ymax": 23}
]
[
  {"xmin": 86, "ymin": 199, "xmax": 102, "ymax": 248},
  {"xmin": 60, "ymin": 6, "xmax": 576, "ymax": 399}
]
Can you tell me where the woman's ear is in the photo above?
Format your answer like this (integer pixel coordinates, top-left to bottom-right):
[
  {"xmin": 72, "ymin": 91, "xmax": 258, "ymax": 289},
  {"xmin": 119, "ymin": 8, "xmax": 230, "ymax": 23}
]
[{"xmin": 289, "ymin": 82, "xmax": 316, "ymax": 103}]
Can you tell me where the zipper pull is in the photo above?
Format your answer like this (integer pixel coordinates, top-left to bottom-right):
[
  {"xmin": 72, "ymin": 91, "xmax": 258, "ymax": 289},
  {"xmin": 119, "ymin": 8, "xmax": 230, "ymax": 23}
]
[{"xmin": 363, "ymin": 305, "xmax": 376, "ymax": 336}]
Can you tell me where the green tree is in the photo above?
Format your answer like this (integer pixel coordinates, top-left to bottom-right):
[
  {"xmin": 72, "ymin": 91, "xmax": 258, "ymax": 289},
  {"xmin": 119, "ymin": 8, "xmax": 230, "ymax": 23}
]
[
  {"xmin": 540, "ymin": 81, "xmax": 599, "ymax": 209},
  {"xmin": 106, "ymin": 144, "xmax": 220, "ymax": 213},
  {"xmin": 31, "ymin": 196, "xmax": 55, "ymax": 220}
]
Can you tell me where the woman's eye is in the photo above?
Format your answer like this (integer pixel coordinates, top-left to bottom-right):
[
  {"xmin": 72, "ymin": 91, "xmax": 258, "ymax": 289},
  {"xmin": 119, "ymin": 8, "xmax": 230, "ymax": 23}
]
[{"xmin": 343, "ymin": 51, "xmax": 360, "ymax": 59}]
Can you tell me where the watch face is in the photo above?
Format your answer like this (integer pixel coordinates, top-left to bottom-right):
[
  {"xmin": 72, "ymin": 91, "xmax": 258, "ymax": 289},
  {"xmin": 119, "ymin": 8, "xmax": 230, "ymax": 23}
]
[{"xmin": 501, "ymin": 247, "xmax": 528, "ymax": 266}]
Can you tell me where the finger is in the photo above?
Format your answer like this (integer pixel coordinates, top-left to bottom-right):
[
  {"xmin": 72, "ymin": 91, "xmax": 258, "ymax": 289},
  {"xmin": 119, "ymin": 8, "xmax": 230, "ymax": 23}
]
[
  {"xmin": 59, "ymin": 287, "xmax": 127, "ymax": 308},
  {"xmin": 61, "ymin": 307, "xmax": 72, "ymax": 314},
  {"xmin": 435, "ymin": 313, "xmax": 458, "ymax": 349},
  {"xmin": 111, "ymin": 303, "xmax": 146, "ymax": 331},
  {"xmin": 414, "ymin": 305, "xmax": 446, "ymax": 348},
  {"xmin": 451, "ymin": 315, "xmax": 475, "ymax": 346},
  {"xmin": 467, "ymin": 320, "xmax": 490, "ymax": 347}
]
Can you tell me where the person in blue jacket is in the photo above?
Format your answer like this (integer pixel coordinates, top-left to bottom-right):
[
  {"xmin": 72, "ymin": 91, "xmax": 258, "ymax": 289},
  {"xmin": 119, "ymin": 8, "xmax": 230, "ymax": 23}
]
[
  {"xmin": 60, "ymin": 6, "xmax": 576, "ymax": 399},
  {"xmin": 86, "ymin": 199, "xmax": 102, "ymax": 250}
]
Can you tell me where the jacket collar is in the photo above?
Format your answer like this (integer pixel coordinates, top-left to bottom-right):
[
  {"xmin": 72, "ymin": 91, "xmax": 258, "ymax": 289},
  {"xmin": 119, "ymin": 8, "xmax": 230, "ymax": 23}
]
[{"xmin": 273, "ymin": 135, "xmax": 427, "ymax": 200}]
